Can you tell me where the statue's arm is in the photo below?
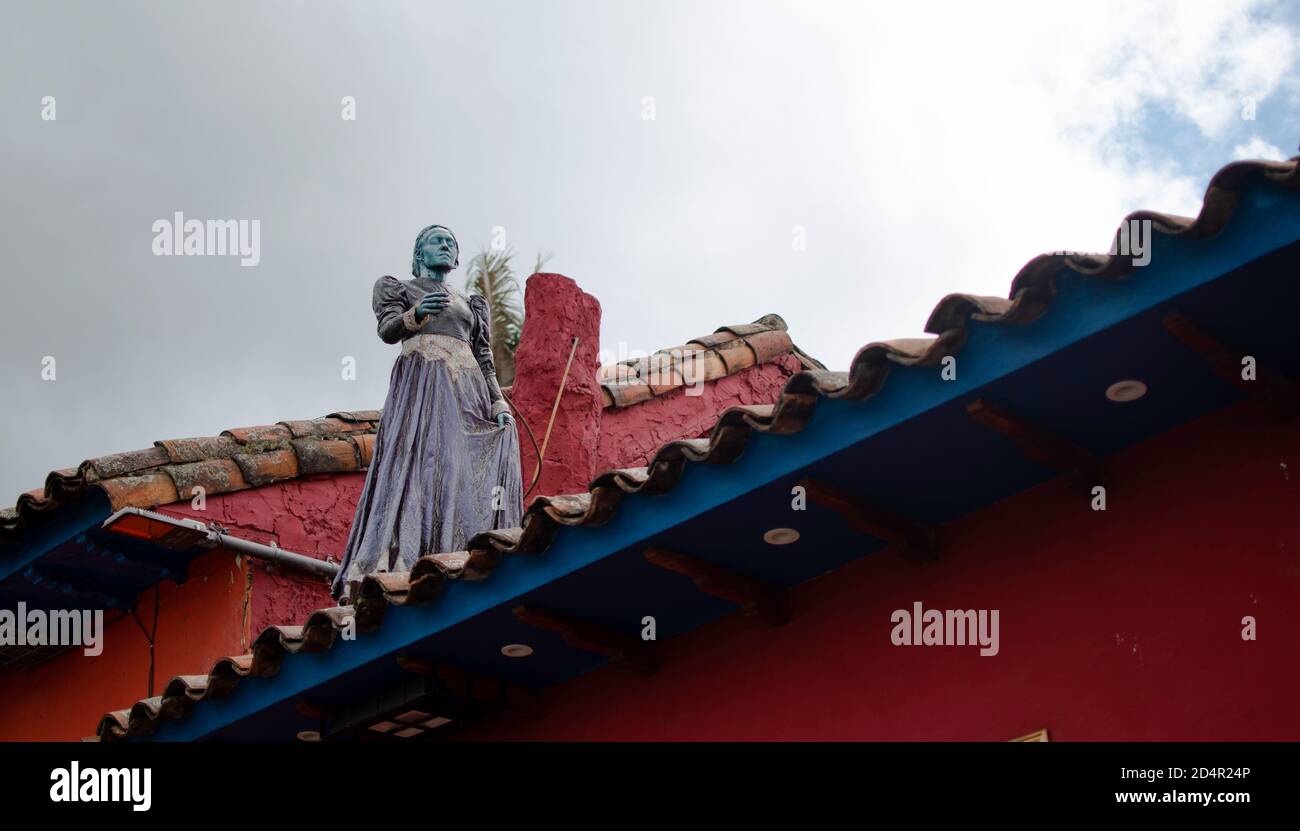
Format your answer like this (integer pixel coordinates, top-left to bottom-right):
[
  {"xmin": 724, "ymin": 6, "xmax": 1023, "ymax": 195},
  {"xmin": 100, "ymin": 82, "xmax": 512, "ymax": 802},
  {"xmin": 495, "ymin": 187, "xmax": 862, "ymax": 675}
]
[
  {"xmin": 469, "ymin": 295, "xmax": 511, "ymax": 419},
  {"xmin": 372, "ymin": 276, "xmax": 421, "ymax": 344}
]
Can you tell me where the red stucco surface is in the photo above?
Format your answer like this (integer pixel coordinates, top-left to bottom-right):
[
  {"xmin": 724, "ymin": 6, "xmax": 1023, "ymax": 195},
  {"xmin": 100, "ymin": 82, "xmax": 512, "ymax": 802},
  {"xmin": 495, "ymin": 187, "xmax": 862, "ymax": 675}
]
[
  {"xmin": 0, "ymin": 549, "xmax": 250, "ymax": 741},
  {"xmin": 456, "ymin": 400, "xmax": 1300, "ymax": 741},
  {"xmin": 508, "ymin": 273, "xmax": 605, "ymax": 498},
  {"xmin": 596, "ymin": 353, "xmax": 802, "ymax": 471},
  {"xmin": 162, "ymin": 473, "xmax": 363, "ymax": 635}
]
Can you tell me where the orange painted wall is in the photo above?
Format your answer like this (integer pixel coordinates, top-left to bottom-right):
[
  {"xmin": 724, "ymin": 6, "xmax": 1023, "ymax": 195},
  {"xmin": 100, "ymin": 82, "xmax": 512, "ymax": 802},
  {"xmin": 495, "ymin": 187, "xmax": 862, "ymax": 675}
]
[{"xmin": 0, "ymin": 548, "xmax": 249, "ymax": 741}]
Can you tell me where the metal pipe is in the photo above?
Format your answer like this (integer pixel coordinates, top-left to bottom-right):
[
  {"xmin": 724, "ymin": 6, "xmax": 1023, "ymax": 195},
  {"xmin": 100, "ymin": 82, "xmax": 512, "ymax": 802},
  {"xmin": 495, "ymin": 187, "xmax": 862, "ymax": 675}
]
[
  {"xmin": 208, "ymin": 530, "xmax": 339, "ymax": 579},
  {"xmin": 102, "ymin": 507, "xmax": 339, "ymax": 579}
]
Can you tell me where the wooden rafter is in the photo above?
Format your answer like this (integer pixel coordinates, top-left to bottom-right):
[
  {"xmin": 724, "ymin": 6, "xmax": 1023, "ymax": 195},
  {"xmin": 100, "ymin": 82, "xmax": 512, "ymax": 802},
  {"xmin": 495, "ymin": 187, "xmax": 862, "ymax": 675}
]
[
  {"xmin": 643, "ymin": 546, "xmax": 790, "ymax": 625},
  {"xmin": 512, "ymin": 605, "xmax": 658, "ymax": 674},
  {"xmin": 294, "ymin": 699, "xmax": 331, "ymax": 721},
  {"xmin": 1162, "ymin": 311, "xmax": 1300, "ymax": 419},
  {"xmin": 799, "ymin": 477, "xmax": 939, "ymax": 561},
  {"xmin": 965, "ymin": 399, "xmax": 1106, "ymax": 489},
  {"xmin": 396, "ymin": 655, "xmax": 543, "ymax": 718}
]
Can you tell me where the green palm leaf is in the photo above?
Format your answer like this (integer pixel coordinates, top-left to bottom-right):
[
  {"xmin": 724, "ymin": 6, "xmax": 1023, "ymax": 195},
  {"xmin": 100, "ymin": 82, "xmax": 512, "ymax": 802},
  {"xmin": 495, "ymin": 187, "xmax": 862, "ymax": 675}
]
[{"xmin": 464, "ymin": 246, "xmax": 525, "ymax": 386}]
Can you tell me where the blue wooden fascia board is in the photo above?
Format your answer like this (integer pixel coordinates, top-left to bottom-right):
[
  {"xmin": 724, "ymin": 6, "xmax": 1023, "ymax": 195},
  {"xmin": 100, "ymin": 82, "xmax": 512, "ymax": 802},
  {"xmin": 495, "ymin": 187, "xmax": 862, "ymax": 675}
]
[{"xmin": 0, "ymin": 492, "xmax": 112, "ymax": 585}]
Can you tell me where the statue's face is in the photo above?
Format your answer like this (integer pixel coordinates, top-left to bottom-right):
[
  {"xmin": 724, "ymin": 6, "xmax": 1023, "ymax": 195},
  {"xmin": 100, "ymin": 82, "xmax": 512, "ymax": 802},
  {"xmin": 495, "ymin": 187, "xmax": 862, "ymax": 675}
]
[{"xmin": 418, "ymin": 228, "xmax": 458, "ymax": 271}]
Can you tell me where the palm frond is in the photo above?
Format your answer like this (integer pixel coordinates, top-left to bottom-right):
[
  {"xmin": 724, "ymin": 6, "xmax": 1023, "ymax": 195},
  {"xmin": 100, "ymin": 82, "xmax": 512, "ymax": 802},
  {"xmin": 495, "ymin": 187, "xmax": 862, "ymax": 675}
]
[
  {"xmin": 465, "ymin": 246, "xmax": 525, "ymax": 385},
  {"xmin": 532, "ymin": 250, "xmax": 552, "ymax": 275}
]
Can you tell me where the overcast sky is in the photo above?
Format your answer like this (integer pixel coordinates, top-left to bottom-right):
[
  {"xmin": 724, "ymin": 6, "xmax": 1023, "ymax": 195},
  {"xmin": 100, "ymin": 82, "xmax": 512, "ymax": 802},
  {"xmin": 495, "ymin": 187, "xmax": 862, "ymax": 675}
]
[{"xmin": 1, "ymin": 0, "xmax": 1297, "ymax": 499}]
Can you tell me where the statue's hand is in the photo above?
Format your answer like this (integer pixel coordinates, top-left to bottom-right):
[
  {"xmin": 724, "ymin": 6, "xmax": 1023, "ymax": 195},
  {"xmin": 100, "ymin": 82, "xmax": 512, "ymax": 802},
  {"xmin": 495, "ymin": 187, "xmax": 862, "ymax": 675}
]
[
  {"xmin": 416, "ymin": 290, "xmax": 450, "ymax": 321},
  {"xmin": 495, "ymin": 411, "xmax": 514, "ymax": 428}
]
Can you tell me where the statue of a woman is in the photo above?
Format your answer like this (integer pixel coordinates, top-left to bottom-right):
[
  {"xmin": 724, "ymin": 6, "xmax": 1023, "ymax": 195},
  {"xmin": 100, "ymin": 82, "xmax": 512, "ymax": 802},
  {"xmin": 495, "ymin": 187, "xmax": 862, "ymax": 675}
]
[{"xmin": 332, "ymin": 224, "xmax": 523, "ymax": 600}]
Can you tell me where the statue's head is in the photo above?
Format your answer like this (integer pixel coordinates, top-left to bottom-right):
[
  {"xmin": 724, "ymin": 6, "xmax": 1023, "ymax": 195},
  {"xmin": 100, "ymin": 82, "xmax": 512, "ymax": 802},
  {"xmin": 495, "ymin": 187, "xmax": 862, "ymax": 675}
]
[{"xmin": 411, "ymin": 224, "xmax": 459, "ymax": 277}]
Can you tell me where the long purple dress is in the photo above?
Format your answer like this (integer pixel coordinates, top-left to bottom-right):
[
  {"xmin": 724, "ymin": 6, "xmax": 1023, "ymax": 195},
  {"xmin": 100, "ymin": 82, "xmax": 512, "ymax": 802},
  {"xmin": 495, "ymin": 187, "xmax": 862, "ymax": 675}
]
[{"xmin": 332, "ymin": 275, "xmax": 523, "ymax": 599}]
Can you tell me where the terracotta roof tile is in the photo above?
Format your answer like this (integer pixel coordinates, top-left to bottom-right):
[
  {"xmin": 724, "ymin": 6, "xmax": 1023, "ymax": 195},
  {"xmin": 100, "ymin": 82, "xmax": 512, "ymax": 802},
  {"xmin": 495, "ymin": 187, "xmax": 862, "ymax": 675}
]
[
  {"xmin": 597, "ymin": 313, "xmax": 816, "ymax": 408},
  {"xmin": 602, "ymin": 380, "xmax": 655, "ymax": 409},
  {"xmin": 717, "ymin": 315, "xmax": 792, "ymax": 338},
  {"xmin": 220, "ymin": 424, "xmax": 292, "ymax": 448},
  {"xmin": 88, "ymin": 447, "xmax": 170, "ymax": 480},
  {"xmin": 645, "ymin": 368, "xmax": 684, "ymax": 397},
  {"xmin": 232, "ymin": 448, "xmax": 300, "ymax": 487},
  {"xmin": 744, "ymin": 329, "xmax": 795, "ymax": 365},
  {"xmin": 0, "ymin": 415, "xmax": 377, "ymax": 545},
  {"xmin": 712, "ymin": 336, "xmax": 758, "ymax": 374},
  {"xmin": 97, "ymin": 473, "xmax": 180, "ymax": 512},
  {"xmin": 355, "ymin": 433, "xmax": 377, "ymax": 468},
  {"xmin": 685, "ymin": 331, "xmax": 738, "ymax": 349},
  {"xmin": 596, "ymin": 363, "xmax": 637, "ymax": 383},
  {"xmin": 695, "ymin": 350, "xmax": 731, "ymax": 384},
  {"xmin": 156, "ymin": 436, "xmax": 241, "ymax": 464},
  {"xmin": 280, "ymin": 418, "xmax": 352, "ymax": 439},
  {"xmin": 291, "ymin": 438, "xmax": 361, "ymax": 475},
  {"xmin": 165, "ymin": 459, "xmax": 249, "ymax": 498},
  {"xmin": 328, "ymin": 410, "xmax": 382, "ymax": 423}
]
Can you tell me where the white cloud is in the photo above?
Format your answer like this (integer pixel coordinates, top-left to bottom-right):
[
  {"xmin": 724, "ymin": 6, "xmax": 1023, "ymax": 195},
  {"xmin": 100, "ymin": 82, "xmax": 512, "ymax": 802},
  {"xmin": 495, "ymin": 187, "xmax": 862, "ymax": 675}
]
[
  {"xmin": 1233, "ymin": 136, "xmax": 1289, "ymax": 160},
  {"xmin": 698, "ymin": 0, "xmax": 1300, "ymax": 343}
]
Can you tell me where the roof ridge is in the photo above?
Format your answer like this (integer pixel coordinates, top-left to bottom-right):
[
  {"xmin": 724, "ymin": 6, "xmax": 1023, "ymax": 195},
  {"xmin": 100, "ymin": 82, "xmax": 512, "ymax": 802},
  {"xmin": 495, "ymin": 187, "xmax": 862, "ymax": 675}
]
[
  {"xmin": 84, "ymin": 155, "xmax": 1300, "ymax": 739},
  {"xmin": 0, "ymin": 413, "xmax": 383, "ymax": 546},
  {"xmin": 596, "ymin": 313, "xmax": 815, "ymax": 408}
]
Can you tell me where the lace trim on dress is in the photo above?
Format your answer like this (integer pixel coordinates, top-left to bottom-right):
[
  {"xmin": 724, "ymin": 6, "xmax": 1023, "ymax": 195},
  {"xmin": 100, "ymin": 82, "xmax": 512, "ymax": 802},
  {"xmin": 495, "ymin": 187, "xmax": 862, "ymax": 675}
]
[
  {"xmin": 401, "ymin": 305, "xmax": 423, "ymax": 332},
  {"xmin": 400, "ymin": 333, "xmax": 481, "ymax": 374}
]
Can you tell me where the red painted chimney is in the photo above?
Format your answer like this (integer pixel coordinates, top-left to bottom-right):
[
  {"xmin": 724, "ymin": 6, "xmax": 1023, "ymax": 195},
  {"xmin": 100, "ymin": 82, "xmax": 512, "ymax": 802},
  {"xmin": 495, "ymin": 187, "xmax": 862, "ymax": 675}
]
[{"xmin": 508, "ymin": 274, "xmax": 604, "ymax": 501}]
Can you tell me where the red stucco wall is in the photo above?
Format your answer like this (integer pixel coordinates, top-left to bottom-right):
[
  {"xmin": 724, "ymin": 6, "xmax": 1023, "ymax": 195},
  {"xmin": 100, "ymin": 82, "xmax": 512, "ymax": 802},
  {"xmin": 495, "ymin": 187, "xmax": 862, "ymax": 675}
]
[
  {"xmin": 160, "ymin": 474, "xmax": 360, "ymax": 635},
  {"xmin": 509, "ymin": 273, "xmax": 605, "ymax": 498},
  {"xmin": 0, "ymin": 549, "xmax": 250, "ymax": 741},
  {"xmin": 595, "ymin": 354, "xmax": 802, "ymax": 471},
  {"xmin": 457, "ymin": 400, "xmax": 1300, "ymax": 741}
]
